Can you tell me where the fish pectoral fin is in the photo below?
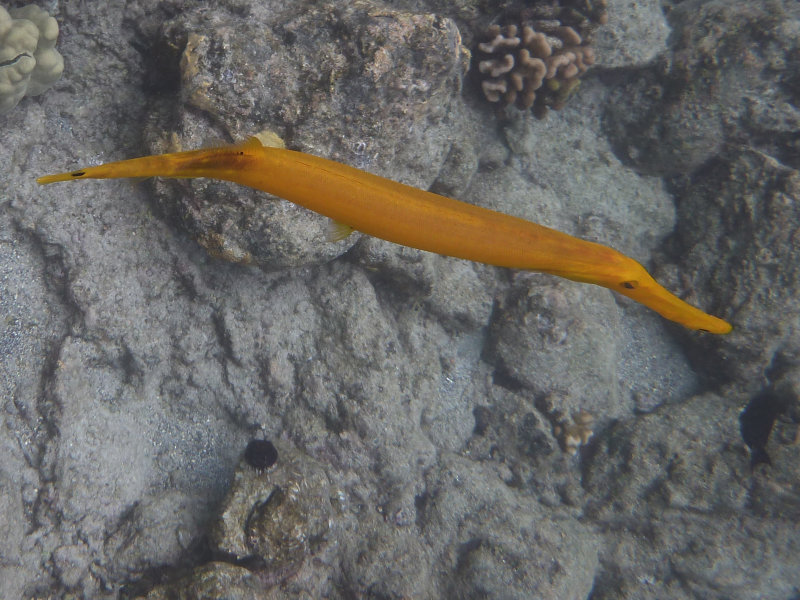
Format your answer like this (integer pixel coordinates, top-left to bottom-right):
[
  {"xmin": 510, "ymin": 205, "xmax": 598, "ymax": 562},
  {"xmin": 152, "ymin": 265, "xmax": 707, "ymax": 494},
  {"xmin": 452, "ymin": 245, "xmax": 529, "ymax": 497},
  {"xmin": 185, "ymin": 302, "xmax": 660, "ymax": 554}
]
[{"xmin": 326, "ymin": 219, "xmax": 356, "ymax": 242}]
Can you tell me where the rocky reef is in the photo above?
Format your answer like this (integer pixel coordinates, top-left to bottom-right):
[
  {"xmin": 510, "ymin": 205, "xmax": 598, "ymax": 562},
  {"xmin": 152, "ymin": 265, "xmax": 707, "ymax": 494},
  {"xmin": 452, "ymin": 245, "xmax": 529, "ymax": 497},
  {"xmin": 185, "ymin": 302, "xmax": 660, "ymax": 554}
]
[{"xmin": 2, "ymin": 0, "xmax": 799, "ymax": 598}]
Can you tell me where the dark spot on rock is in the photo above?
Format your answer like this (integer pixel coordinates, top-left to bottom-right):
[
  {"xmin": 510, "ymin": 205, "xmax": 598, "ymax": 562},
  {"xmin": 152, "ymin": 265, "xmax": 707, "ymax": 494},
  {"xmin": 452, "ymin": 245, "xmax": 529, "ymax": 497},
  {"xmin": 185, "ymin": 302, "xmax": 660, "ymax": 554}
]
[
  {"xmin": 491, "ymin": 363, "xmax": 526, "ymax": 392},
  {"xmin": 244, "ymin": 439, "xmax": 278, "ymax": 470},
  {"xmin": 740, "ymin": 390, "xmax": 786, "ymax": 468},
  {"xmin": 473, "ymin": 405, "xmax": 492, "ymax": 436}
]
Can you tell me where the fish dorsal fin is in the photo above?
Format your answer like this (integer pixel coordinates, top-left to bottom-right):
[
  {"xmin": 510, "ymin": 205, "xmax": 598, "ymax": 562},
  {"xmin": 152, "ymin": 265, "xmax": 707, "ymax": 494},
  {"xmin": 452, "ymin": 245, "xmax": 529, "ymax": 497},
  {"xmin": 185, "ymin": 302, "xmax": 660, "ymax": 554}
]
[
  {"xmin": 249, "ymin": 130, "xmax": 286, "ymax": 149},
  {"xmin": 241, "ymin": 136, "xmax": 265, "ymax": 149},
  {"xmin": 228, "ymin": 131, "xmax": 285, "ymax": 152}
]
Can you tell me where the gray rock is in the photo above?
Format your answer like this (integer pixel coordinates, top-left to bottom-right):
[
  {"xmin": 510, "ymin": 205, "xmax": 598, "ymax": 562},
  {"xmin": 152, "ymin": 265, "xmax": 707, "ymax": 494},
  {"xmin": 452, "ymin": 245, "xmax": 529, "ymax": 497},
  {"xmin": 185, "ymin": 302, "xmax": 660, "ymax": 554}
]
[
  {"xmin": 583, "ymin": 392, "xmax": 800, "ymax": 600},
  {"xmin": 141, "ymin": 562, "xmax": 265, "ymax": 600},
  {"xmin": 604, "ymin": 0, "xmax": 800, "ymax": 176},
  {"xmin": 423, "ymin": 454, "xmax": 600, "ymax": 599},
  {"xmin": 665, "ymin": 150, "xmax": 800, "ymax": 386},
  {"xmin": 211, "ymin": 440, "xmax": 334, "ymax": 578},
  {"xmin": 594, "ymin": 0, "xmax": 670, "ymax": 68},
  {"xmin": 0, "ymin": 208, "xmax": 69, "ymax": 598}
]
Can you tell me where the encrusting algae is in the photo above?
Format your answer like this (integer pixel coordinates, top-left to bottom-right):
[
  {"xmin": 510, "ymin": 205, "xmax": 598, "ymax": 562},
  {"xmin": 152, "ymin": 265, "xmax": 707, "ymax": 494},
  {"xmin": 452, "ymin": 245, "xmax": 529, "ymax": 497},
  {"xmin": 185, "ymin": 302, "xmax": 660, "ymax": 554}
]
[{"xmin": 37, "ymin": 135, "xmax": 732, "ymax": 334}]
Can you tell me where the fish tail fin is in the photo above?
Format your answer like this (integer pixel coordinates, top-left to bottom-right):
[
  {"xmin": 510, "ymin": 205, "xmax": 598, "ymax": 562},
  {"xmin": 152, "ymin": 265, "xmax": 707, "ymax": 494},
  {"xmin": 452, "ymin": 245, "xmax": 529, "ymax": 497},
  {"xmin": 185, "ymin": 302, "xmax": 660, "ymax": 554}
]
[
  {"xmin": 36, "ymin": 135, "xmax": 276, "ymax": 186},
  {"xmin": 37, "ymin": 167, "xmax": 102, "ymax": 184},
  {"xmin": 36, "ymin": 154, "xmax": 179, "ymax": 185},
  {"xmin": 36, "ymin": 133, "xmax": 278, "ymax": 186}
]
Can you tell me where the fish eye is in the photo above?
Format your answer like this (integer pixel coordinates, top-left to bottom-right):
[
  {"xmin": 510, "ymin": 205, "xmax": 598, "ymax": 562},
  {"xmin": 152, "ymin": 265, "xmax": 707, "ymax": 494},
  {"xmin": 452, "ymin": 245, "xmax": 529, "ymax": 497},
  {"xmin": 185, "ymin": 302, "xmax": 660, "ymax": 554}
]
[{"xmin": 621, "ymin": 281, "xmax": 638, "ymax": 290}]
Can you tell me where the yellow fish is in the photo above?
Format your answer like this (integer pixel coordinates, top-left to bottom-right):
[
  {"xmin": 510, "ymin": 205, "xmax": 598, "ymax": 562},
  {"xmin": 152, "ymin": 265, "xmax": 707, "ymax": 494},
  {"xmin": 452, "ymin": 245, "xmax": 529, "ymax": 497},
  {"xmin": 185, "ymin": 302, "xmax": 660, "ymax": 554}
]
[{"xmin": 38, "ymin": 137, "xmax": 732, "ymax": 334}]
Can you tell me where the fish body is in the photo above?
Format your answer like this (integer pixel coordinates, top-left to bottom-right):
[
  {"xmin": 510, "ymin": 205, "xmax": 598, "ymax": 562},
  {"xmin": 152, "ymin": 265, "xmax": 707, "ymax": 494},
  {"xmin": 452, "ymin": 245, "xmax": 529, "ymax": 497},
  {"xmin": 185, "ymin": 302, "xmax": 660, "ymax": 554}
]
[{"xmin": 37, "ymin": 137, "xmax": 732, "ymax": 334}]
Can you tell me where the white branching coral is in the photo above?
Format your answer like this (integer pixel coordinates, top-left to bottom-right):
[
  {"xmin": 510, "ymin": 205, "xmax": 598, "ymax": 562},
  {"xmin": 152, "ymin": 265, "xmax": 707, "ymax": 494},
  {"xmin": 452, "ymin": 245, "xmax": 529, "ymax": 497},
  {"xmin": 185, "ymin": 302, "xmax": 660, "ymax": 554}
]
[{"xmin": 0, "ymin": 5, "xmax": 63, "ymax": 113}]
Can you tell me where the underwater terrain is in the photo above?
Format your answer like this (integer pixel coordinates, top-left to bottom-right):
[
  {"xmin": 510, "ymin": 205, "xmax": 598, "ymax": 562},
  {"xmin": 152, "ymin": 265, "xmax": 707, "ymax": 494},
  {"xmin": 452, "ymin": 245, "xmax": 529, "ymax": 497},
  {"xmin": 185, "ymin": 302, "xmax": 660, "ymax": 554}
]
[{"xmin": 1, "ymin": 0, "xmax": 799, "ymax": 597}]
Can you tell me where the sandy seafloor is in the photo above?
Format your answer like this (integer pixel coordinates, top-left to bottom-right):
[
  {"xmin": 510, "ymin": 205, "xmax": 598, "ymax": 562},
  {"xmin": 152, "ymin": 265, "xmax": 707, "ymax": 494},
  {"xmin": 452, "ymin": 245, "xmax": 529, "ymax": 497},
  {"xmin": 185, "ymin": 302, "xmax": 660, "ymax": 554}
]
[{"xmin": 2, "ymin": 0, "xmax": 800, "ymax": 598}]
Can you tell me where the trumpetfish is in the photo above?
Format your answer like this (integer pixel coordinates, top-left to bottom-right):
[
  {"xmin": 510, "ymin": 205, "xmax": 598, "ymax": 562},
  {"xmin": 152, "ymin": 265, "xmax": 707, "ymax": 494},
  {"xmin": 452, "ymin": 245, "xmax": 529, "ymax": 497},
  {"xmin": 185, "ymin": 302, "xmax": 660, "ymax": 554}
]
[{"xmin": 37, "ymin": 136, "xmax": 732, "ymax": 333}]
